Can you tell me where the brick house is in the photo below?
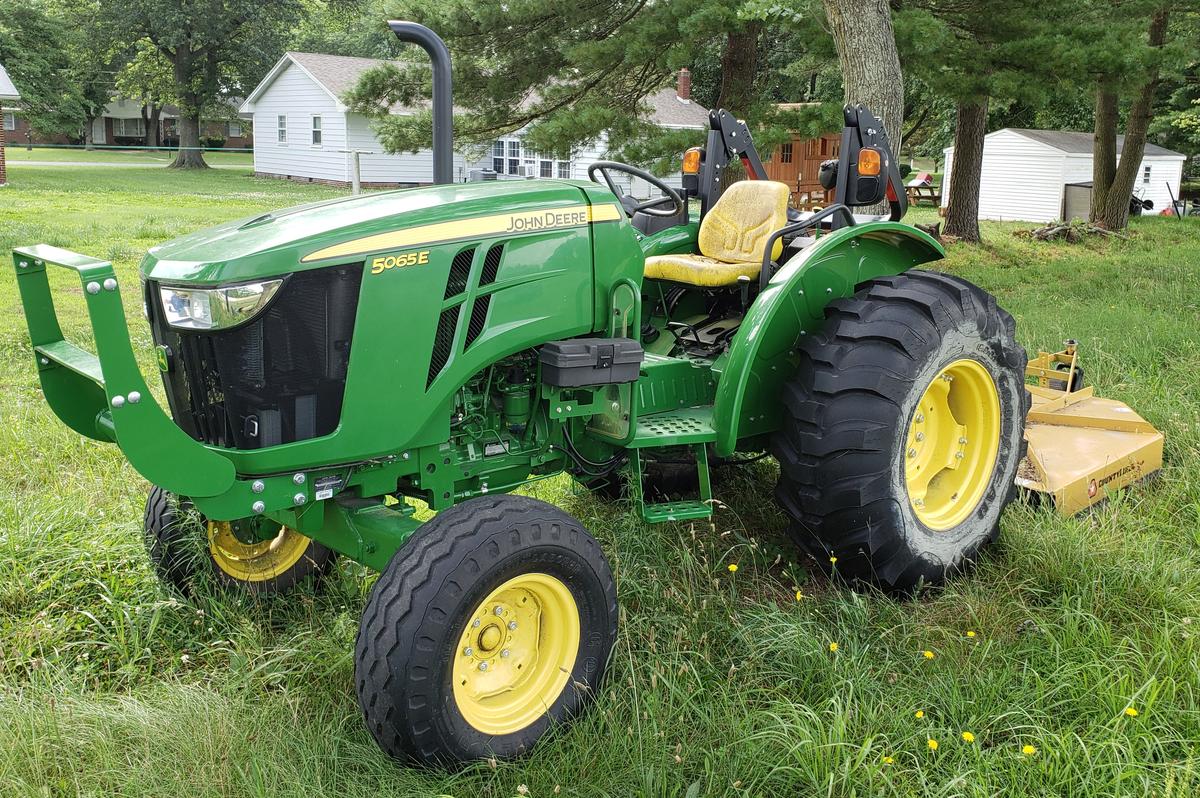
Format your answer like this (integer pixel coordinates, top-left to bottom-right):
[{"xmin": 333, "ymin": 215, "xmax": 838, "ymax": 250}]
[{"xmin": 1, "ymin": 62, "xmax": 20, "ymax": 186}]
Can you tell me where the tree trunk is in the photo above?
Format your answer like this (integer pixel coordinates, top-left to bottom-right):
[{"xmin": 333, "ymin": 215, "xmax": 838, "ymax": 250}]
[
  {"xmin": 714, "ymin": 23, "xmax": 762, "ymax": 117},
  {"xmin": 822, "ymin": 0, "xmax": 904, "ymax": 214},
  {"xmin": 1094, "ymin": 9, "xmax": 1169, "ymax": 230},
  {"xmin": 143, "ymin": 104, "xmax": 162, "ymax": 148},
  {"xmin": 943, "ymin": 98, "xmax": 989, "ymax": 243},
  {"xmin": 84, "ymin": 119, "xmax": 95, "ymax": 150},
  {"xmin": 1090, "ymin": 83, "xmax": 1118, "ymax": 221},
  {"xmin": 171, "ymin": 110, "xmax": 208, "ymax": 169}
]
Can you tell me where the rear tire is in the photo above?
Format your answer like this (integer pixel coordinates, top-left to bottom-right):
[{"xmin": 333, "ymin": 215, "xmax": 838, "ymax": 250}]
[
  {"xmin": 354, "ymin": 495, "xmax": 618, "ymax": 765},
  {"xmin": 143, "ymin": 486, "xmax": 335, "ymax": 595},
  {"xmin": 772, "ymin": 271, "xmax": 1028, "ymax": 592}
]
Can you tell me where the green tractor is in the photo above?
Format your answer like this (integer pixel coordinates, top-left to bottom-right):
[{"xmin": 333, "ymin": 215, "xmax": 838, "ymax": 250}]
[{"xmin": 13, "ymin": 23, "xmax": 1027, "ymax": 765}]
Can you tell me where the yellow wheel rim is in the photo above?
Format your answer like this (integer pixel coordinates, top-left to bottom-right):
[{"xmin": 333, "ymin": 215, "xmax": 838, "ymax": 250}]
[
  {"xmin": 452, "ymin": 572, "xmax": 580, "ymax": 736},
  {"xmin": 207, "ymin": 521, "xmax": 311, "ymax": 582},
  {"xmin": 905, "ymin": 359, "xmax": 1002, "ymax": 531}
]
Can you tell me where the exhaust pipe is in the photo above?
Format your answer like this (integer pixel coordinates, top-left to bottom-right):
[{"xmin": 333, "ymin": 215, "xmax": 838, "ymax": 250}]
[{"xmin": 387, "ymin": 21, "xmax": 453, "ymax": 185}]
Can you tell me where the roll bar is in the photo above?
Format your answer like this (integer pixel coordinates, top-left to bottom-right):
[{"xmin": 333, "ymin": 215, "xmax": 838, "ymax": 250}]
[{"xmin": 387, "ymin": 21, "xmax": 453, "ymax": 185}]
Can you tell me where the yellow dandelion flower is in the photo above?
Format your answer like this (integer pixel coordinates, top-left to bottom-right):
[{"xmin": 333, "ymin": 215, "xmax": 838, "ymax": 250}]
[
  {"xmin": 727, "ymin": 563, "xmax": 738, "ymax": 572},
  {"xmin": 1124, "ymin": 707, "xmax": 1139, "ymax": 717},
  {"xmin": 829, "ymin": 555, "xmax": 838, "ymax": 564},
  {"xmin": 795, "ymin": 590, "xmax": 804, "ymax": 601},
  {"xmin": 914, "ymin": 710, "xmax": 925, "ymax": 719},
  {"xmin": 1022, "ymin": 744, "xmax": 1037, "ymax": 756},
  {"xmin": 882, "ymin": 755, "xmax": 894, "ymax": 765},
  {"xmin": 923, "ymin": 650, "xmax": 935, "ymax": 660},
  {"xmin": 962, "ymin": 731, "xmax": 975, "ymax": 743},
  {"xmin": 966, "ymin": 630, "xmax": 977, "ymax": 638},
  {"xmin": 828, "ymin": 642, "xmax": 839, "ymax": 652},
  {"xmin": 927, "ymin": 739, "xmax": 938, "ymax": 751}
]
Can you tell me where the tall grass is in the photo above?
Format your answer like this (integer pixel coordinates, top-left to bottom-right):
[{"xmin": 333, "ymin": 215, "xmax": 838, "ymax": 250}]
[{"xmin": 1, "ymin": 167, "xmax": 1198, "ymax": 796}]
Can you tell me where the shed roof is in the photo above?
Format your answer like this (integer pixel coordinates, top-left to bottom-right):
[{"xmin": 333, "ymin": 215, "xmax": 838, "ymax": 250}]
[
  {"xmin": 242, "ymin": 52, "xmax": 708, "ymax": 128},
  {"xmin": 1009, "ymin": 128, "xmax": 1184, "ymax": 158},
  {"xmin": 0, "ymin": 63, "xmax": 21, "ymax": 102}
]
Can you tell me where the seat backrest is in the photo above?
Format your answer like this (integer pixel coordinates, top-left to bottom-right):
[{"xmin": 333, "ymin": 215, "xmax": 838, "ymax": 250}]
[{"xmin": 698, "ymin": 180, "xmax": 791, "ymax": 263}]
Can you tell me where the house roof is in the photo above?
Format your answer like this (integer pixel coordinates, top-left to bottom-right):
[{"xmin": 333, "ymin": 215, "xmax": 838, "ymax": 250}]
[
  {"xmin": 241, "ymin": 52, "xmax": 708, "ymax": 128},
  {"xmin": 0, "ymin": 63, "xmax": 21, "ymax": 102}
]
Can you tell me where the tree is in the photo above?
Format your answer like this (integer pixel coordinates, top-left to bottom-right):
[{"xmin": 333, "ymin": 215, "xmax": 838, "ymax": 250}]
[
  {"xmin": 902, "ymin": 0, "xmax": 1064, "ymax": 242},
  {"xmin": 821, "ymin": 0, "xmax": 903, "ymax": 148},
  {"xmin": 345, "ymin": 0, "xmax": 811, "ymax": 165},
  {"xmin": 1088, "ymin": 7, "xmax": 1172, "ymax": 230},
  {"xmin": 0, "ymin": 1, "xmax": 88, "ymax": 139},
  {"xmin": 106, "ymin": 0, "xmax": 301, "ymax": 168},
  {"xmin": 115, "ymin": 39, "xmax": 177, "ymax": 147}
]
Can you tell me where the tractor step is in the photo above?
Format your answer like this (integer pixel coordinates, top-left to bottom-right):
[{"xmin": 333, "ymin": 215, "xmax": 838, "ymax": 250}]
[
  {"xmin": 628, "ymin": 407, "xmax": 717, "ymax": 448},
  {"xmin": 629, "ymin": 407, "xmax": 716, "ymax": 523}
]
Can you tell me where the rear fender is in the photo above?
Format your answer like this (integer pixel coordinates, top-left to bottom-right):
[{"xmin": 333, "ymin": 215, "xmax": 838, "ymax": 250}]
[{"xmin": 712, "ymin": 222, "xmax": 944, "ymax": 455}]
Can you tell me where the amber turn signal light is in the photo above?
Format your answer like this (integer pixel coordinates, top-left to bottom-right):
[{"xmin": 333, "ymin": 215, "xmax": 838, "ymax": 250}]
[
  {"xmin": 682, "ymin": 148, "xmax": 702, "ymax": 174},
  {"xmin": 858, "ymin": 147, "xmax": 882, "ymax": 176}
]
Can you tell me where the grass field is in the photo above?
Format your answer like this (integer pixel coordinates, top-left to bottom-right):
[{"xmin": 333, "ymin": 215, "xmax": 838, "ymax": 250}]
[
  {"xmin": 1, "ymin": 165, "xmax": 1199, "ymax": 797},
  {"xmin": 5, "ymin": 146, "xmax": 254, "ymax": 167}
]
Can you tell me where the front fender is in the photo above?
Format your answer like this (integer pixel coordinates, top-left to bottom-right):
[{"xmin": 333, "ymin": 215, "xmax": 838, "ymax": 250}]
[{"xmin": 712, "ymin": 222, "xmax": 944, "ymax": 456}]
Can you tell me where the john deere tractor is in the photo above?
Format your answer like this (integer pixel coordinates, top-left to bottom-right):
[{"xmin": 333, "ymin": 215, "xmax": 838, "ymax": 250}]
[{"xmin": 13, "ymin": 23, "xmax": 1027, "ymax": 765}]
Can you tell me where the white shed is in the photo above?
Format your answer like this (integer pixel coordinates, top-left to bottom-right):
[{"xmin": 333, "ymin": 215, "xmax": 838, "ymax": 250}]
[
  {"xmin": 240, "ymin": 53, "xmax": 708, "ymax": 189},
  {"xmin": 941, "ymin": 128, "xmax": 1187, "ymax": 223}
]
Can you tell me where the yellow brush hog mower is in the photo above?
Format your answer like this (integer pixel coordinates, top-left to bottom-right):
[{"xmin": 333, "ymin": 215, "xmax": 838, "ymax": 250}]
[{"xmin": 1020, "ymin": 341, "xmax": 1164, "ymax": 514}]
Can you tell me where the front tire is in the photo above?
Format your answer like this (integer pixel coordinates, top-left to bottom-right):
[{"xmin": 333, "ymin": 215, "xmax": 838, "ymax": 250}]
[
  {"xmin": 772, "ymin": 271, "xmax": 1028, "ymax": 592},
  {"xmin": 143, "ymin": 486, "xmax": 335, "ymax": 595},
  {"xmin": 354, "ymin": 495, "xmax": 618, "ymax": 765}
]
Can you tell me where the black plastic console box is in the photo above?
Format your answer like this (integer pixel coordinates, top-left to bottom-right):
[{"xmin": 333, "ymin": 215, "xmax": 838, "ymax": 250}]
[{"xmin": 539, "ymin": 338, "xmax": 644, "ymax": 387}]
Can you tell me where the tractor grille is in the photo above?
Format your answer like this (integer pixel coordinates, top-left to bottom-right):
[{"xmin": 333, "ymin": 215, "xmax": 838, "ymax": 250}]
[{"xmin": 148, "ymin": 264, "xmax": 363, "ymax": 449}]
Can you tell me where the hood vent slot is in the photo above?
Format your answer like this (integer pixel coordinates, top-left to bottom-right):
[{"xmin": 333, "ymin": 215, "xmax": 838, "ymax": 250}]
[
  {"xmin": 427, "ymin": 306, "xmax": 458, "ymax": 388},
  {"xmin": 480, "ymin": 243, "xmax": 504, "ymax": 286},
  {"xmin": 445, "ymin": 246, "xmax": 476, "ymax": 299}
]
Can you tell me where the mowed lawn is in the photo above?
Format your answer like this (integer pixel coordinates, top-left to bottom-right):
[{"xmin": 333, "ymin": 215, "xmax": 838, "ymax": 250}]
[
  {"xmin": 4, "ymin": 146, "xmax": 254, "ymax": 167},
  {"xmin": 1, "ymin": 165, "xmax": 1199, "ymax": 798}
]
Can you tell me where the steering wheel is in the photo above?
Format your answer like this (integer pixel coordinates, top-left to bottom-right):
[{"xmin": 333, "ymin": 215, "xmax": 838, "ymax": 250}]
[{"xmin": 587, "ymin": 160, "xmax": 685, "ymax": 218}]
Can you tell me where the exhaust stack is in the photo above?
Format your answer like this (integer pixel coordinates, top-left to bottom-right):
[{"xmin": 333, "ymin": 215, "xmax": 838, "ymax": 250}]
[{"xmin": 387, "ymin": 21, "xmax": 453, "ymax": 185}]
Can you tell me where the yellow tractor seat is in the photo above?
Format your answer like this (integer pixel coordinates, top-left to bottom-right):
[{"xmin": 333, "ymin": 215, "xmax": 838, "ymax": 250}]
[{"xmin": 644, "ymin": 180, "xmax": 791, "ymax": 287}]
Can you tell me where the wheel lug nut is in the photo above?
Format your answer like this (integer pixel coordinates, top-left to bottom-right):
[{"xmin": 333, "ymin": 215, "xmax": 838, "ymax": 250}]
[
  {"xmin": 907, "ymin": 448, "xmax": 917, "ymax": 459},
  {"xmin": 478, "ymin": 662, "xmax": 488, "ymax": 671},
  {"xmin": 463, "ymin": 647, "xmax": 473, "ymax": 657},
  {"xmin": 501, "ymin": 649, "xmax": 510, "ymax": 658},
  {"xmin": 914, "ymin": 498, "xmax": 924, "ymax": 506},
  {"xmin": 916, "ymin": 414, "xmax": 924, "ymax": 423},
  {"xmin": 959, "ymin": 437, "xmax": 968, "ymax": 445},
  {"xmin": 955, "ymin": 451, "xmax": 964, "ymax": 459},
  {"xmin": 508, "ymin": 620, "xmax": 517, "ymax": 630},
  {"xmin": 472, "ymin": 619, "xmax": 481, "ymax": 628},
  {"xmin": 493, "ymin": 607, "xmax": 504, "ymax": 616},
  {"xmin": 915, "ymin": 432, "xmax": 925, "ymax": 442}
]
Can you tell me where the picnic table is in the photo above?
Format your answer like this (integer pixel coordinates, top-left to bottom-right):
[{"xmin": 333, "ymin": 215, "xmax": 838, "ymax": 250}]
[{"xmin": 906, "ymin": 184, "xmax": 942, "ymax": 206}]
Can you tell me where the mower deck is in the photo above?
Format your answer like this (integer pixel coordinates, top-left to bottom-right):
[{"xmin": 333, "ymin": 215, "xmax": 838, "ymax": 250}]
[{"xmin": 1019, "ymin": 350, "xmax": 1164, "ymax": 515}]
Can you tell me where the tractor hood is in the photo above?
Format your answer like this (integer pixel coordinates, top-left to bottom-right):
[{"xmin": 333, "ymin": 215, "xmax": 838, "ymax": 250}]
[{"xmin": 140, "ymin": 179, "xmax": 603, "ymax": 284}]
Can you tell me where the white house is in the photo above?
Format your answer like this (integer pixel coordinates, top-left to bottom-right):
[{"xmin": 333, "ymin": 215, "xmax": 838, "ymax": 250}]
[
  {"xmin": 239, "ymin": 52, "xmax": 709, "ymax": 188},
  {"xmin": 942, "ymin": 129, "xmax": 1187, "ymax": 223}
]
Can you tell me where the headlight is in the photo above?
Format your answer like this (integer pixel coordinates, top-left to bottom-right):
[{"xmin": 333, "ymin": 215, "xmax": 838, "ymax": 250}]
[{"xmin": 159, "ymin": 279, "xmax": 283, "ymax": 330}]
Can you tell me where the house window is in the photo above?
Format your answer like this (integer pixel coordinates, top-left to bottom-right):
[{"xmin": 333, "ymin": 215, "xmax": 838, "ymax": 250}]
[
  {"xmin": 3, "ymin": 110, "xmax": 14, "ymax": 131},
  {"xmin": 492, "ymin": 140, "xmax": 505, "ymax": 173},
  {"xmin": 557, "ymin": 161, "xmax": 570, "ymax": 179},
  {"xmin": 780, "ymin": 142, "xmax": 793, "ymax": 163},
  {"xmin": 540, "ymin": 159, "xmax": 553, "ymax": 178},
  {"xmin": 311, "ymin": 116, "xmax": 322, "ymax": 145},
  {"xmin": 1142, "ymin": 164, "xmax": 1152, "ymax": 185},
  {"xmin": 277, "ymin": 115, "xmax": 287, "ymax": 143},
  {"xmin": 112, "ymin": 117, "xmax": 146, "ymax": 138},
  {"xmin": 507, "ymin": 140, "xmax": 520, "ymax": 175},
  {"xmin": 228, "ymin": 121, "xmax": 242, "ymax": 138}
]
